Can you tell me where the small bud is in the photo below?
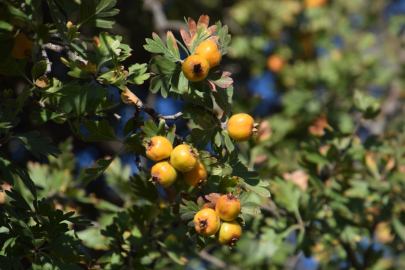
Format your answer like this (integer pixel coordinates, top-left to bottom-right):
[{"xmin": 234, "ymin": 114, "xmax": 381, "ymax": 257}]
[{"xmin": 93, "ymin": 36, "xmax": 101, "ymax": 48}]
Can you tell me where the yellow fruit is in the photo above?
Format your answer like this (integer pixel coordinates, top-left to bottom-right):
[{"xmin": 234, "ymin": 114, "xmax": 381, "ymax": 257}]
[
  {"xmin": 182, "ymin": 55, "xmax": 210, "ymax": 82},
  {"xmin": 227, "ymin": 113, "xmax": 256, "ymax": 141},
  {"xmin": 267, "ymin": 55, "xmax": 284, "ymax": 72},
  {"xmin": 195, "ymin": 40, "xmax": 221, "ymax": 68},
  {"xmin": 150, "ymin": 161, "xmax": 178, "ymax": 188},
  {"xmin": 216, "ymin": 220, "xmax": 242, "ymax": 248},
  {"xmin": 170, "ymin": 144, "xmax": 198, "ymax": 172},
  {"xmin": 11, "ymin": 33, "xmax": 32, "ymax": 59},
  {"xmin": 183, "ymin": 161, "xmax": 207, "ymax": 188},
  {"xmin": 305, "ymin": 0, "xmax": 327, "ymax": 8},
  {"xmin": 194, "ymin": 208, "xmax": 221, "ymax": 237},
  {"xmin": 215, "ymin": 193, "xmax": 241, "ymax": 221},
  {"xmin": 145, "ymin": 136, "xmax": 173, "ymax": 162}
]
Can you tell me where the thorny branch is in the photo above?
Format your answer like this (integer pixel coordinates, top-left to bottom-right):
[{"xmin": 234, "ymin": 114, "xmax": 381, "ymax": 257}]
[
  {"xmin": 41, "ymin": 46, "xmax": 52, "ymax": 77},
  {"xmin": 42, "ymin": 43, "xmax": 88, "ymax": 65}
]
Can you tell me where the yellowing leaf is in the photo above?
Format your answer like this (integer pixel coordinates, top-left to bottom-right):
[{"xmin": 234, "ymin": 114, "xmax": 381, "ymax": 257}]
[{"xmin": 35, "ymin": 77, "xmax": 50, "ymax": 88}]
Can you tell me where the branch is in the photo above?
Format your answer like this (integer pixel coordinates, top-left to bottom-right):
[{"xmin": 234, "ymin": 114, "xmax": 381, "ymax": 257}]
[
  {"xmin": 42, "ymin": 43, "xmax": 88, "ymax": 64},
  {"xmin": 199, "ymin": 250, "xmax": 241, "ymax": 270},
  {"xmin": 133, "ymin": 107, "xmax": 142, "ymax": 172},
  {"xmin": 340, "ymin": 241, "xmax": 362, "ymax": 270},
  {"xmin": 41, "ymin": 46, "xmax": 52, "ymax": 77},
  {"xmin": 160, "ymin": 112, "xmax": 183, "ymax": 120},
  {"xmin": 143, "ymin": 0, "xmax": 184, "ymax": 38}
]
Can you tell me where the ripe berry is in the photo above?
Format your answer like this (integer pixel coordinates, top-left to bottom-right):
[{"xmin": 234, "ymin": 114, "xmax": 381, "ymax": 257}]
[
  {"xmin": 183, "ymin": 161, "xmax": 207, "ymax": 188},
  {"xmin": 182, "ymin": 55, "xmax": 210, "ymax": 82},
  {"xmin": 227, "ymin": 113, "xmax": 257, "ymax": 141},
  {"xmin": 145, "ymin": 136, "xmax": 173, "ymax": 162},
  {"xmin": 11, "ymin": 33, "xmax": 33, "ymax": 59},
  {"xmin": 150, "ymin": 161, "xmax": 178, "ymax": 188},
  {"xmin": 267, "ymin": 55, "xmax": 284, "ymax": 73},
  {"xmin": 216, "ymin": 220, "xmax": 242, "ymax": 248},
  {"xmin": 194, "ymin": 208, "xmax": 221, "ymax": 237},
  {"xmin": 215, "ymin": 193, "xmax": 241, "ymax": 221},
  {"xmin": 195, "ymin": 40, "xmax": 221, "ymax": 68},
  {"xmin": 170, "ymin": 144, "xmax": 198, "ymax": 172}
]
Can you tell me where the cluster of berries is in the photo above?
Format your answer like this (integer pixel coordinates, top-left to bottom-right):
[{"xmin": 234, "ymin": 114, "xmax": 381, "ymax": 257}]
[
  {"xmin": 145, "ymin": 111, "xmax": 258, "ymax": 188},
  {"xmin": 182, "ymin": 40, "xmax": 221, "ymax": 82},
  {"xmin": 146, "ymin": 138, "xmax": 207, "ymax": 188},
  {"xmin": 194, "ymin": 193, "xmax": 242, "ymax": 248}
]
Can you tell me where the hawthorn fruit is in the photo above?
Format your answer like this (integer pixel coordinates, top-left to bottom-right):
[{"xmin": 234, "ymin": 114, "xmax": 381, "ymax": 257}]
[
  {"xmin": 145, "ymin": 136, "xmax": 173, "ymax": 162},
  {"xmin": 216, "ymin": 220, "xmax": 242, "ymax": 248},
  {"xmin": 215, "ymin": 193, "xmax": 241, "ymax": 221},
  {"xmin": 182, "ymin": 55, "xmax": 210, "ymax": 82},
  {"xmin": 194, "ymin": 208, "xmax": 221, "ymax": 237},
  {"xmin": 267, "ymin": 55, "xmax": 284, "ymax": 73},
  {"xmin": 227, "ymin": 113, "xmax": 257, "ymax": 141},
  {"xmin": 195, "ymin": 40, "xmax": 221, "ymax": 68},
  {"xmin": 170, "ymin": 144, "xmax": 198, "ymax": 172},
  {"xmin": 150, "ymin": 161, "xmax": 178, "ymax": 187},
  {"xmin": 183, "ymin": 161, "xmax": 207, "ymax": 188}
]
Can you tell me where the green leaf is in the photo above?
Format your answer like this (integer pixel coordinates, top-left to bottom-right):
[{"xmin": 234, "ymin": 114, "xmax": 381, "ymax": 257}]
[
  {"xmin": 353, "ymin": 89, "xmax": 381, "ymax": 119},
  {"xmin": 127, "ymin": 67, "xmax": 150, "ymax": 85},
  {"xmin": 47, "ymin": 0, "xmax": 69, "ymax": 42},
  {"xmin": 170, "ymin": 71, "xmax": 188, "ymax": 95},
  {"xmin": 393, "ymin": 217, "xmax": 405, "ymax": 242},
  {"xmin": 212, "ymin": 85, "xmax": 233, "ymax": 116},
  {"xmin": 166, "ymin": 125, "xmax": 176, "ymax": 144},
  {"xmin": 144, "ymin": 33, "xmax": 182, "ymax": 62},
  {"xmin": 182, "ymin": 84, "xmax": 213, "ymax": 109},
  {"xmin": 83, "ymin": 119, "xmax": 117, "ymax": 142},
  {"xmin": 7, "ymin": 4, "xmax": 29, "ymax": 24},
  {"xmin": 150, "ymin": 56, "xmax": 180, "ymax": 75},
  {"xmin": 5, "ymin": 189, "xmax": 31, "ymax": 211},
  {"xmin": 215, "ymin": 23, "xmax": 231, "ymax": 55},
  {"xmin": 0, "ymin": 150, "xmax": 36, "ymax": 199},
  {"xmin": 142, "ymin": 119, "xmax": 159, "ymax": 138},
  {"xmin": 130, "ymin": 173, "xmax": 158, "ymax": 202},
  {"xmin": 241, "ymin": 201, "xmax": 261, "ymax": 215},
  {"xmin": 157, "ymin": 120, "xmax": 166, "ymax": 136},
  {"xmin": 16, "ymin": 131, "xmax": 61, "ymax": 159},
  {"xmin": 82, "ymin": 148, "xmax": 122, "ymax": 186},
  {"xmin": 31, "ymin": 61, "xmax": 47, "ymax": 80},
  {"xmin": 217, "ymin": 175, "xmax": 239, "ymax": 194},
  {"xmin": 221, "ymin": 130, "xmax": 234, "ymax": 152},
  {"xmin": 179, "ymin": 196, "xmax": 200, "ymax": 221},
  {"xmin": 78, "ymin": 0, "xmax": 118, "ymax": 29},
  {"xmin": 150, "ymin": 74, "xmax": 171, "ymax": 98},
  {"xmin": 59, "ymin": 86, "xmax": 89, "ymax": 116}
]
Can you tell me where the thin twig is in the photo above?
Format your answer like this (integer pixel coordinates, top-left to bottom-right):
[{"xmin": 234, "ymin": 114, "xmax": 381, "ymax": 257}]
[
  {"xmin": 41, "ymin": 46, "xmax": 52, "ymax": 77},
  {"xmin": 133, "ymin": 107, "xmax": 143, "ymax": 171},
  {"xmin": 48, "ymin": 33, "xmax": 61, "ymax": 38},
  {"xmin": 160, "ymin": 112, "xmax": 183, "ymax": 120},
  {"xmin": 199, "ymin": 250, "xmax": 241, "ymax": 270},
  {"xmin": 42, "ymin": 43, "xmax": 88, "ymax": 64}
]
